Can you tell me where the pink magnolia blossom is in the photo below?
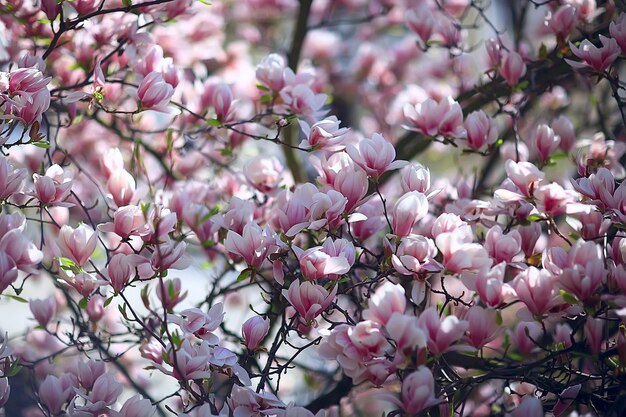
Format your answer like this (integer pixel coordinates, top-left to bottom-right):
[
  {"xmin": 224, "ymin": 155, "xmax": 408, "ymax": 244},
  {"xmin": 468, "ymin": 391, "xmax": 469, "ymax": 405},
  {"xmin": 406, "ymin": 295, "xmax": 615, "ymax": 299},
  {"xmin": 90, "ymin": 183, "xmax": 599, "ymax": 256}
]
[
  {"xmin": 362, "ymin": 281, "xmax": 406, "ymax": 326},
  {"xmin": 271, "ymin": 185, "xmax": 314, "ymax": 237},
  {"xmin": 29, "ymin": 297, "xmax": 56, "ymax": 327},
  {"xmin": 331, "ymin": 165, "xmax": 368, "ymax": 212},
  {"xmin": 464, "ymin": 110, "xmax": 498, "ymax": 150},
  {"xmin": 106, "ymin": 253, "xmax": 144, "ymax": 293},
  {"xmin": 74, "ymin": 373, "xmax": 123, "ymax": 413},
  {"xmin": 390, "ymin": 234, "xmax": 439, "ymax": 276},
  {"xmin": 567, "ymin": 35, "xmax": 620, "ymax": 72},
  {"xmin": 532, "ymin": 124, "xmax": 561, "ymax": 162},
  {"xmin": 308, "ymin": 189, "xmax": 347, "ymax": 231},
  {"xmin": 33, "ymin": 164, "xmax": 73, "ymax": 206},
  {"xmin": 243, "ymin": 157, "xmax": 284, "ymax": 194},
  {"xmin": 511, "ymin": 321, "xmax": 543, "ymax": 354},
  {"xmin": 485, "ymin": 38, "xmax": 502, "ymax": 68},
  {"xmin": 436, "ymin": 232, "xmax": 492, "ymax": 273},
  {"xmin": 280, "ymin": 84, "xmax": 327, "ymax": 121},
  {"xmin": 150, "ymin": 240, "xmax": 190, "ymax": 271},
  {"xmin": 463, "ymin": 306, "xmax": 499, "ymax": 349},
  {"xmin": 0, "ymin": 156, "xmax": 27, "ymax": 201},
  {"xmin": 57, "ymin": 224, "xmax": 98, "ymax": 267},
  {"xmin": 392, "ymin": 191, "xmax": 429, "ymax": 237},
  {"xmin": 554, "ymin": 323, "xmax": 574, "ymax": 349},
  {"xmin": 484, "ymin": 225, "xmax": 521, "ymax": 264},
  {"xmin": 8, "ymin": 67, "xmax": 50, "ymax": 95},
  {"xmin": 610, "ymin": 13, "xmax": 626, "ymax": 54},
  {"xmin": 99, "ymin": 205, "xmax": 149, "ymax": 239},
  {"xmin": 513, "ymin": 267, "xmax": 560, "ymax": 317},
  {"xmin": 212, "ymin": 83, "xmax": 234, "ymax": 122},
  {"xmin": 584, "ymin": 316, "xmax": 604, "ymax": 354},
  {"xmin": 417, "ymin": 307, "xmax": 469, "ymax": 355},
  {"xmin": 137, "ymin": 71, "xmax": 175, "ymax": 112},
  {"xmin": 500, "ymin": 51, "xmax": 526, "ymax": 86},
  {"xmin": 386, "ymin": 312, "xmax": 427, "ymax": 358},
  {"xmin": 282, "ymin": 279, "xmax": 337, "ymax": 322},
  {"xmin": 118, "ymin": 395, "xmax": 157, "ymax": 417},
  {"xmin": 406, "ymin": 6, "xmax": 435, "ymax": 43},
  {"xmin": 75, "ymin": 359, "xmax": 106, "ymax": 390},
  {"xmin": 461, "ymin": 263, "xmax": 515, "ymax": 308},
  {"xmin": 86, "ymin": 294, "xmax": 106, "ymax": 322},
  {"xmin": 16, "ymin": 88, "xmax": 50, "ymax": 124},
  {"xmin": 553, "ymin": 384, "xmax": 581, "ymax": 417},
  {"xmin": 404, "ymin": 97, "xmax": 465, "ymax": 138},
  {"xmin": 299, "ymin": 116, "xmax": 348, "ymax": 151},
  {"xmin": 496, "ymin": 160, "xmax": 545, "ymax": 200},
  {"xmin": 39, "ymin": 375, "xmax": 72, "ymax": 415},
  {"xmin": 0, "ymin": 251, "xmax": 18, "ymax": 295},
  {"xmin": 156, "ymin": 278, "xmax": 187, "ymax": 311},
  {"xmin": 318, "ymin": 322, "xmax": 393, "ymax": 385},
  {"xmin": 107, "ymin": 169, "xmax": 136, "ymax": 207},
  {"xmin": 228, "ymin": 385, "xmax": 285, "ymax": 417},
  {"xmin": 400, "ymin": 163, "xmax": 431, "ymax": 193},
  {"xmin": 380, "ymin": 366, "xmax": 441, "ymax": 414},
  {"xmin": 552, "ymin": 115, "xmax": 576, "ymax": 152},
  {"xmin": 346, "ymin": 133, "xmax": 407, "ymax": 177},
  {"xmin": 546, "ymin": 5, "xmax": 577, "ymax": 39},
  {"xmin": 242, "ymin": 315, "xmax": 270, "ymax": 351},
  {"xmin": 224, "ymin": 223, "xmax": 275, "ymax": 270},
  {"xmin": 170, "ymin": 303, "xmax": 224, "ymax": 344},
  {"xmin": 256, "ymin": 53, "xmax": 288, "ymax": 91},
  {"xmin": 296, "ymin": 238, "xmax": 354, "ymax": 280}
]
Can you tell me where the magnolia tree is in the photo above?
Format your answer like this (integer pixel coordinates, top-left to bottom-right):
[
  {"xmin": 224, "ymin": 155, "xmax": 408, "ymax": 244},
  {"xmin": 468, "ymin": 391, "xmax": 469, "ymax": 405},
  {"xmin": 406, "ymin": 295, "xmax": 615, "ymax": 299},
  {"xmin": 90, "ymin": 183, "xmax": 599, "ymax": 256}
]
[{"xmin": 2, "ymin": 0, "xmax": 626, "ymax": 416}]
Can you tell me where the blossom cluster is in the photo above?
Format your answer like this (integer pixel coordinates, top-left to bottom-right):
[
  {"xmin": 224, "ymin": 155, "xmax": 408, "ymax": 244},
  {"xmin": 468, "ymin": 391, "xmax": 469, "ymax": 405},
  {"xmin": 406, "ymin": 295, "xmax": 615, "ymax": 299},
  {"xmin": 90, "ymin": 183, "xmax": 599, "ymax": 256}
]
[{"xmin": 0, "ymin": 1, "xmax": 626, "ymax": 417}]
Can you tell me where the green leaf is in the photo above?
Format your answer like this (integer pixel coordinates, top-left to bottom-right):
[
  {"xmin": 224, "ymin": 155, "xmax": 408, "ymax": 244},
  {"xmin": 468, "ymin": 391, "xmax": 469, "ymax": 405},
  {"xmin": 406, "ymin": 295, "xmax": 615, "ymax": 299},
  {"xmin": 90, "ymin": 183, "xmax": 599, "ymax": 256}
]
[
  {"xmin": 93, "ymin": 91, "xmax": 104, "ymax": 102},
  {"xmin": 4, "ymin": 294, "xmax": 28, "ymax": 303},
  {"xmin": 118, "ymin": 304, "xmax": 129, "ymax": 320},
  {"xmin": 527, "ymin": 214, "xmax": 543, "ymax": 222},
  {"xmin": 168, "ymin": 280, "xmax": 176, "ymax": 299},
  {"xmin": 6, "ymin": 360, "xmax": 22, "ymax": 377},
  {"xmin": 256, "ymin": 84, "xmax": 270, "ymax": 91},
  {"xmin": 496, "ymin": 310, "xmax": 503, "ymax": 326},
  {"xmin": 141, "ymin": 285, "xmax": 150, "ymax": 308},
  {"xmin": 207, "ymin": 118, "xmax": 222, "ymax": 127},
  {"xmin": 33, "ymin": 141, "xmax": 50, "ymax": 149},
  {"xmin": 237, "ymin": 269, "xmax": 252, "ymax": 282},
  {"xmin": 560, "ymin": 289, "xmax": 578, "ymax": 305},
  {"xmin": 122, "ymin": 0, "xmax": 132, "ymax": 6},
  {"xmin": 104, "ymin": 296, "xmax": 114, "ymax": 308},
  {"xmin": 259, "ymin": 94, "xmax": 271, "ymax": 104},
  {"xmin": 78, "ymin": 298, "xmax": 88, "ymax": 309}
]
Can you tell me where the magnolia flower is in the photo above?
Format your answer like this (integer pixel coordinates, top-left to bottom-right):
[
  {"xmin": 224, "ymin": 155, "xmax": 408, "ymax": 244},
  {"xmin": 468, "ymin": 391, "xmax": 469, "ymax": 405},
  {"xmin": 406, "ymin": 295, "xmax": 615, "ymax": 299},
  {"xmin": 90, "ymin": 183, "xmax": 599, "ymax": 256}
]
[
  {"xmin": 282, "ymin": 280, "xmax": 337, "ymax": 322},
  {"xmin": 346, "ymin": 133, "xmax": 407, "ymax": 177},
  {"xmin": 567, "ymin": 35, "xmax": 620, "ymax": 73},
  {"xmin": 57, "ymin": 224, "xmax": 98, "ymax": 267}
]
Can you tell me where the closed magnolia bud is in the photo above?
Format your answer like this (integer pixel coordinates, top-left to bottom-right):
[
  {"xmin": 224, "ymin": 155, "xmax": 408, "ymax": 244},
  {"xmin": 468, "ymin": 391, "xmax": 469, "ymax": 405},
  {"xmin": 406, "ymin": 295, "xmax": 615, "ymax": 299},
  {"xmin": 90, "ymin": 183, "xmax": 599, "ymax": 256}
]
[
  {"xmin": 29, "ymin": 297, "xmax": 56, "ymax": 327},
  {"xmin": 392, "ymin": 191, "xmax": 429, "ymax": 237},
  {"xmin": 500, "ymin": 51, "xmax": 526, "ymax": 86},
  {"xmin": 242, "ymin": 316, "xmax": 270, "ymax": 351},
  {"xmin": 464, "ymin": 110, "xmax": 497, "ymax": 150},
  {"xmin": 400, "ymin": 163, "xmax": 430, "ymax": 194}
]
